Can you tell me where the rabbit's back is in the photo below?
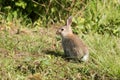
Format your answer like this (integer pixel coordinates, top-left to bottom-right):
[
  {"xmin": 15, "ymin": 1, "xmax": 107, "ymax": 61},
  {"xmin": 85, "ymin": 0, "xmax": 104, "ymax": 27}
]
[{"xmin": 62, "ymin": 34, "xmax": 89, "ymax": 59}]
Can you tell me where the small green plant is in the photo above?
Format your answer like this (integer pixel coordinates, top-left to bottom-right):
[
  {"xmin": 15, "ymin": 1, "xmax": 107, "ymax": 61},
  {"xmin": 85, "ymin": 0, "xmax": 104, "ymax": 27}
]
[{"xmin": 84, "ymin": 0, "xmax": 120, "ymax": 36}]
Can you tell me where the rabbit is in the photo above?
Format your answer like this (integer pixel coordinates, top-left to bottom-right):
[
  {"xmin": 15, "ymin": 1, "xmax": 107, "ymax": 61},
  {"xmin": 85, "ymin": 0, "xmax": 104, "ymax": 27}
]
[{"xmin": 56, "ymin": 16, "xmax": 89, "ymax": 62}]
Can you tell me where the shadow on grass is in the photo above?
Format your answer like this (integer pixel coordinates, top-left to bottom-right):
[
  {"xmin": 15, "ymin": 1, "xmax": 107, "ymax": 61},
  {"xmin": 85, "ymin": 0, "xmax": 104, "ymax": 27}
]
[
  {"xmin": 43, "ymin": 50, "xmax": 81, "ymax": 63},
  {"xmin": 43, "ymin": 50, "xmax": 64, "ymax": 57}
]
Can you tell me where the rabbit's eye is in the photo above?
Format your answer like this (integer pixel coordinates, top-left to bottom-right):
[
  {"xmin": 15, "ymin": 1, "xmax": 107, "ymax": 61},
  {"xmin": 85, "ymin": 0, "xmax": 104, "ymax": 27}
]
[{"xmin": 61, "ymin": 28, "xmax": 64, "ymax": 31}]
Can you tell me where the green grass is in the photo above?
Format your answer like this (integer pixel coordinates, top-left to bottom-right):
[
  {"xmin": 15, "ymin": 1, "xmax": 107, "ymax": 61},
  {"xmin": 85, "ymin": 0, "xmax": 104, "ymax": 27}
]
[
  {"xmin": 0, "ymin": 0, "xmax": 120, "ymax": 79},
  {"xmin": 0, "ymin": 26, "xmax": 120, "ymax": 80}
]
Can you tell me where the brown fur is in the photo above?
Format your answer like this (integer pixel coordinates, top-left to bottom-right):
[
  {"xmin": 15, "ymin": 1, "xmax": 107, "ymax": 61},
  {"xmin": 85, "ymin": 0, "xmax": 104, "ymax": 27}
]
[{"xmin": 56, "ymin": 16, "xmax": 89, "ymax": 61}]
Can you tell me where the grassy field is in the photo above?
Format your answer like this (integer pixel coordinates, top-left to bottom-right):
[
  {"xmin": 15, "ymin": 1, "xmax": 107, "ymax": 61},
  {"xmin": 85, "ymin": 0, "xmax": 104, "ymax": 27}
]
[
  {"xmin": 0, "ymin": 0, "xmax": 120, "ymax": 80},
  {"xmin": 0, "ymin": 26, "xmax": 120, "ymax": 80}
]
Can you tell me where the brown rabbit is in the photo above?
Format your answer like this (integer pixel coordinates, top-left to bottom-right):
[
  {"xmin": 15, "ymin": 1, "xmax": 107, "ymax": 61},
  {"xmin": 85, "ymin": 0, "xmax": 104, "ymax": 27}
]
[{"xmin": 56, "ymin": 16, "xmax": 89, "ymax": 62}]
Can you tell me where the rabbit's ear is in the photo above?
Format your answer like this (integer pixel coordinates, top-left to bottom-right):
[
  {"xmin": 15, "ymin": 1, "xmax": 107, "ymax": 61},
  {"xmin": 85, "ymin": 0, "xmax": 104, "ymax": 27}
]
[{"xmin": 67, "ymin": 16, "xmax": 72, "ymax": 27}]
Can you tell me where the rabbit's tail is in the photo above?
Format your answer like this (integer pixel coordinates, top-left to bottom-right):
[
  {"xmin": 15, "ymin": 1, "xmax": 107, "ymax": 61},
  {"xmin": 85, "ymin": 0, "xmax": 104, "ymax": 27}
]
[{"xmin": 81, "ymin": 53, "xmax": 89, "ymax": 62}]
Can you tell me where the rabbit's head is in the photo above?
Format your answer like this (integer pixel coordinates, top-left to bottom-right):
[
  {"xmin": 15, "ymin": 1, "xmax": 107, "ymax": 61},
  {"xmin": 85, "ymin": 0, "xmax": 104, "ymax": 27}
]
[{"xmin": 56, "ymin": 16, "xmax": 73, "ymax": 38}]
